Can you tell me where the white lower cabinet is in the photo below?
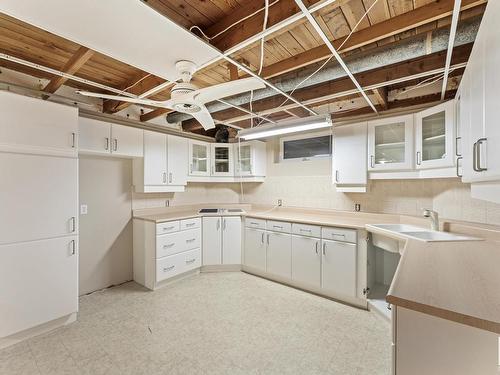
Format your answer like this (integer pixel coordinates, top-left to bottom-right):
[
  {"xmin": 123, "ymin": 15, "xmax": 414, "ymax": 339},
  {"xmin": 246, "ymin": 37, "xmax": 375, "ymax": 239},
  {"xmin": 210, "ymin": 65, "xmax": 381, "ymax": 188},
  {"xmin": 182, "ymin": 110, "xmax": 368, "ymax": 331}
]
[
  {"xmin": 321, "ymin": 239, "xmax": 357, "ymax": 297},
  {"xmin": 291, "ymin": 235, "xmax": 321, "ymax": 288},
  {"xmin": 133, "ymin": 217, "xmax": 201, "ymax": 290},
  {"xmin": 266, "ymin": 231, "xmax": 292, "ymax": 279},
  {"xmin": 0, "ymin": 236, "xmax": 78, "ymax": 338},
  {"xmin": 202, "ymin": 216, "xmax": 242, "ymax": 266},
  {"xmin": 244, "ymin": 227, "xmax": 266, "ymax": 271}
]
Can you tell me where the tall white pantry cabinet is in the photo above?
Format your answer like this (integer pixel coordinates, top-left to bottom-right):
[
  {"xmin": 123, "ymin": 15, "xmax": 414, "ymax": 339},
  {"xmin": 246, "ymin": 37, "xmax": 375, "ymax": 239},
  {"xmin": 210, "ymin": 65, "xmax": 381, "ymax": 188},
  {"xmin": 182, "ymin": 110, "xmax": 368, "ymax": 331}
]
[{"xmin": 0, "ymin": 91, "xmax": 79, "ymax": 347}]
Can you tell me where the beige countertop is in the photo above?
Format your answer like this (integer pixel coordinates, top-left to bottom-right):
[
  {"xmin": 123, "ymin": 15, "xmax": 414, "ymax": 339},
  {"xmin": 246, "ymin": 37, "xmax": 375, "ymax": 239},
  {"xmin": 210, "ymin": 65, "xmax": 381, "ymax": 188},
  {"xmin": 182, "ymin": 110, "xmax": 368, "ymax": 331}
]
[{"xmin": 133, "ymin": 205, "xmax": 500, "ymax": 334}]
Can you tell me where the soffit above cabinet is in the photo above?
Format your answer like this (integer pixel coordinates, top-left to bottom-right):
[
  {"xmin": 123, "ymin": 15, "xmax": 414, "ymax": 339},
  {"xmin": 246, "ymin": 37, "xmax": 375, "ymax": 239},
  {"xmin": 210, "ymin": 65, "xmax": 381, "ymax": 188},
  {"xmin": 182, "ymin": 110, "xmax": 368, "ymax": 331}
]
[{"xmin": 0, "ymin": 0, "xmax": 220, "ymax": 81}]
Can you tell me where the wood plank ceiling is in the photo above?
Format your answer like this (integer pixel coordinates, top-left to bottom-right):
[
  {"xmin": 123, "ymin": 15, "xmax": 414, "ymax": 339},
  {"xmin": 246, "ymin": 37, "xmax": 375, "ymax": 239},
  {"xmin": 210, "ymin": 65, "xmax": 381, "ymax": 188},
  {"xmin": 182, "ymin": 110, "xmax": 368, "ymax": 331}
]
[{"xmin": 0, "ymin": 0, "xmax": 488, "ymax": 136}]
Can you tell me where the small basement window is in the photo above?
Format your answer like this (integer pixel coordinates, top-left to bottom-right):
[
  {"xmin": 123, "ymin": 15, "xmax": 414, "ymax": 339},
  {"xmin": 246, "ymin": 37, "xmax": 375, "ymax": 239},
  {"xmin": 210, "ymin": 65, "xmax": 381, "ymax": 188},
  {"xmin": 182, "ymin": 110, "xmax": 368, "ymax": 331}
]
[{"xmin": 280, "ymin": 132, "xmax": 332, "ymax": 161}]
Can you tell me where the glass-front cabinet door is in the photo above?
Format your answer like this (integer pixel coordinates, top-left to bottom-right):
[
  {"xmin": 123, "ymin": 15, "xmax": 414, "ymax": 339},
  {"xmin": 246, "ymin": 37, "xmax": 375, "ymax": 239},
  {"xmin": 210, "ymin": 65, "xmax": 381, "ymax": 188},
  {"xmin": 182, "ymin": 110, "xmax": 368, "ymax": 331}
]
[
  {"xmin": 415, "ymin": 100, "xmax": 455, "ymax": 169},
  {"xmin": 188, "ymin": 140, "xmax": 210, "ymax": 176},
  {"xmin": 211, "ymin": 143, "xmax": 234, "ymax": 176},
  {"xmin": 235, "ymin": 143, "xmax": 252, "ymax": 176},
  {"xmin": 367, "ymin": 114, "xmax": 414, "ymax": 171}
]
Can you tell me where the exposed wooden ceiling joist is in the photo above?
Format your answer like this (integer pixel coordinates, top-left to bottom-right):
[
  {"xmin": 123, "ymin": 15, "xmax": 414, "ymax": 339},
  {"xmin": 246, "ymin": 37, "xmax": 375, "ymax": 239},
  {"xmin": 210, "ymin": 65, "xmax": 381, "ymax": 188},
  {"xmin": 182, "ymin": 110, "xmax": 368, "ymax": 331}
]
[{"xmin": 42, "ymin": 46, "xmax": 94, "ymax": 98}]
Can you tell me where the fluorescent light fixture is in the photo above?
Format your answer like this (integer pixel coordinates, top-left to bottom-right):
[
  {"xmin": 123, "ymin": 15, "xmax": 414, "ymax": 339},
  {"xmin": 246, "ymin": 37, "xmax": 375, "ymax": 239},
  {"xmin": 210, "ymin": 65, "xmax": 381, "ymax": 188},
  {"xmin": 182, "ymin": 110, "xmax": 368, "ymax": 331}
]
[{"xmin": 237, "ymin": 115, "xmax": 332, "ymax": 140}]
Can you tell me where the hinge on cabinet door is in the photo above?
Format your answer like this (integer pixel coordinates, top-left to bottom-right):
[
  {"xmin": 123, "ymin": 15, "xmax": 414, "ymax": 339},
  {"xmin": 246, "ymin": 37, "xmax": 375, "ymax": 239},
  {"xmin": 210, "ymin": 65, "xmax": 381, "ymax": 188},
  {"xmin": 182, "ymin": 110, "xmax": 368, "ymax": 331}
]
[{"xmin": 363, "ymin": 287, "xmax": 370, "ymax": 296}]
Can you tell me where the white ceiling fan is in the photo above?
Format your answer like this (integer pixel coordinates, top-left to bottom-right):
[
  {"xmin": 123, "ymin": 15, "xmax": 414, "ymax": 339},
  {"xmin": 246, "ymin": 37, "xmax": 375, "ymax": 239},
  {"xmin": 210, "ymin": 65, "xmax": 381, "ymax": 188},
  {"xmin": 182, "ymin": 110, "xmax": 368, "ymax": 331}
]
[{"xmin": 76, "ymin": 60, "xmax": 265, "ymax": 130}]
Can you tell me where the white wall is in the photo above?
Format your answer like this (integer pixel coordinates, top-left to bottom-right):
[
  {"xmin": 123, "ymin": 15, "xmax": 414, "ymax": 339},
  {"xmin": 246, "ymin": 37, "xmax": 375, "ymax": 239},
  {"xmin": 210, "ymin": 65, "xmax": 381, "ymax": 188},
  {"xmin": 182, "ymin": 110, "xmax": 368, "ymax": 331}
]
[{"xmin": 79, "ymin": 156, "xmax": 133, "ymax": 295}]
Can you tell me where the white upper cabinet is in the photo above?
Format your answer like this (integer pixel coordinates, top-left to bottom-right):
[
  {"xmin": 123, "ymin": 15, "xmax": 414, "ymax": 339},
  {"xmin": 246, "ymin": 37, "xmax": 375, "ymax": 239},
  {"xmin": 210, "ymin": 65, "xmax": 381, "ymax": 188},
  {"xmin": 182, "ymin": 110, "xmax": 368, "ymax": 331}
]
[
  {"xmin": 79, "ymin": 117, "xmax": 143, "ymax": 158},
  {"xmin": 234, "ymin": 140, "xmax": 267, "ymax": 177},
  {"xmin": 135, "ymin": 131, "xmax": 187, "ymax": 192},
  {"xmin": 459, "ymin": 0, "xmax": 500, "ymax": 186},
  {"xmin": 167, "ymin": 136, "xmax": 188, "ymax": 186},
  {"xmin": 415, "ymin": 101, "xmax": 455, "ymax": 170},
  {"xmin": 189, "ymin": 140, "xmax": 210, "ymax": 176},
  {"xmin": 143, "ymin": 130, "xmax": 167, "ymax": 186},
  {"xmin": 332, "ymin": 122, "xmax": 367, "ymax": 191},
  {"xmin": 211, "ymin": 143, "xmax": 234, "ymax": 177},
  {"xmin": 111, "ymin": 124, "xmax": 143, "ymax": 158},
  {"xmin": 367, "ymin": 114, "xmax": 414, "ymax": 171},
  {"xmin": 0, "ymin": 91, "xmax": 78, "ymax": 157}
]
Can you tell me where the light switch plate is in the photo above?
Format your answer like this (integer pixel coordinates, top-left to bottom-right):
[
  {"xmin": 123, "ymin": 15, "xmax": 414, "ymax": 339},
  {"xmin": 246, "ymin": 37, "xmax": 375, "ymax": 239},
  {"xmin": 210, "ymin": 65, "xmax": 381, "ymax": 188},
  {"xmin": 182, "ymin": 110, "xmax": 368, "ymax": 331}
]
[{"xmin": 80, "ymin": 204, "xmax": 88, "ymax": 215}]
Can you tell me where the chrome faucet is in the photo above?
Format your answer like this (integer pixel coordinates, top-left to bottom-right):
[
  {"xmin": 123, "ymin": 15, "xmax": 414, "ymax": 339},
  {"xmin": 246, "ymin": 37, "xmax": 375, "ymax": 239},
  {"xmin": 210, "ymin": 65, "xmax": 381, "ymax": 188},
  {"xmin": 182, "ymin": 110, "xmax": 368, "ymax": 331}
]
[{"xmin": 423, "ymin": 209, "xmax": 439, "ymax": 231}]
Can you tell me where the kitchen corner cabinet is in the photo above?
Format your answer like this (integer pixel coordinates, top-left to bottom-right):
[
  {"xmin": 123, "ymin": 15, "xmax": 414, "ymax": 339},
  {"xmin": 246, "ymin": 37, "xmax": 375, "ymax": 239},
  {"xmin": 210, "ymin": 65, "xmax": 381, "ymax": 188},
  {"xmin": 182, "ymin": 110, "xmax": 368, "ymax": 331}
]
[
  {"xmin": 415, "ymin": 101, "xmax": 455, "ymax": 170},
  {"xmin": 234, "ymin": 140, "xmax": 267, "ymax": 177},
  {"xmin": 211, "ymin": 143, "xmax": 234, "ymax": 177},
  {"xmin": 244, "ymin": 226, "xmax": 267, "ymax": 271},
  {"xmin": 202, "ymin": 216, "xmax": 242, "ymax": 266},
  {"xmin": 79, "ymin": 117, "xmax": 143, "ymax": 158},
  {"xmin": 367, "ymin": 115, "xmax": 414, "ymax": 171},
  {"xmin": 188, "ymin": 140, "xmax": 210, "ymax": 176},
  {"xmin": 332, "ymin": 122, "xmax": 367, "ymax": 192},
  {"xmin": 133, "ymin": 131, "xmax": 187, "ymax": 193}
]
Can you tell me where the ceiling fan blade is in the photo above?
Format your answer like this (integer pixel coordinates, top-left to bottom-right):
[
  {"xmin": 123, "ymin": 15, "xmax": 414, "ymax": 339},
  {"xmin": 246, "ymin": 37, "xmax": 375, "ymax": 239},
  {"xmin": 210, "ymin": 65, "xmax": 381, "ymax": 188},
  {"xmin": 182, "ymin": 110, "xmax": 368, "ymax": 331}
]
[
  {"xmin": 192, "ymin": 105, "xmax": 215, "ymax": 130},
  {"xmin": 76, "ymin": 91, "xmax": 167, "ymax": 107},
  {"xmin": 194, "ymin": 77, "xmax": 266, "ymax": 104}
]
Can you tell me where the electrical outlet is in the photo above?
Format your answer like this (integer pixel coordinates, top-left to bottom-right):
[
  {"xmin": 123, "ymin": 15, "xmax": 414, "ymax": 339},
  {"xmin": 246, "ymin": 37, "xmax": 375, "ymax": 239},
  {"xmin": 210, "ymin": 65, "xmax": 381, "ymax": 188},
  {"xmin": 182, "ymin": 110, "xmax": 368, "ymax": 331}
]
[
  {"xmin": 354, "ymin": 203, "xmax": 361, "ymax": 212},
  {"xmin": 80, "ymin": 204, "xmax": 88, "ymax": 215},
  {"xmin": 277, "ymin": 199, "xmax": 283, "ymax": 207}
]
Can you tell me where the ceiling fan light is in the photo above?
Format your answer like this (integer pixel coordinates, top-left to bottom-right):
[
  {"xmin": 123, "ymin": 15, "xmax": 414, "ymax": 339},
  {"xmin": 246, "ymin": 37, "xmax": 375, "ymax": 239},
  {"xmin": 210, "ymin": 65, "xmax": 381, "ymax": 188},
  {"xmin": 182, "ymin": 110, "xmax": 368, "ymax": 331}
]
[
  {"xmin": 237, "ymin": 114, "xmax": 332, "ymax": 140},
  {"xmin": 174, "ymin": 102, "xmax": 201, "ymax": 113}
]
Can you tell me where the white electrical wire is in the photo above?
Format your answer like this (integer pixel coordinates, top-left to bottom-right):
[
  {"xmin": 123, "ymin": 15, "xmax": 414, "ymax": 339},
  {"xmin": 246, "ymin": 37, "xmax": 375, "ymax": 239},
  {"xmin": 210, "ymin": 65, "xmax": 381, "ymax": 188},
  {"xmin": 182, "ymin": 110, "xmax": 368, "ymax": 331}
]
[
  {"xmin": 255, "ymin": 0, "xmax": 380, "ymax": 126},
  {"xmin": 393, "ymin": 68, "xmax": 456, "ymax": 99},
  {"xmin": 189, "ymin": 0, "xmax": 280, "ymax": 41}
]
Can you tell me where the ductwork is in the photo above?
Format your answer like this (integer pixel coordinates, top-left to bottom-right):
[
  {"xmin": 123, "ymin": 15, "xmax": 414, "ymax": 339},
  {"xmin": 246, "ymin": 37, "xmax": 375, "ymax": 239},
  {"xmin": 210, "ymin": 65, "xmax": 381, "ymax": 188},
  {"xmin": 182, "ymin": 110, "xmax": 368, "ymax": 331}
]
[{"xmin": 167, "ymin": 17, "xmax": 480, "ymax": 124}]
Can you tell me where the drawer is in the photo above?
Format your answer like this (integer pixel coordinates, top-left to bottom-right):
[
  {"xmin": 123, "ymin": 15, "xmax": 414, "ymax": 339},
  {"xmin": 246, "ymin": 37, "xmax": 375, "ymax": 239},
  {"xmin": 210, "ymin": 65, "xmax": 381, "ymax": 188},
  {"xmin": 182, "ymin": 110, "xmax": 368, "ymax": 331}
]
[
  {"xmin": 156, "ymin": 221, "xmax": 180, "ymax": 235},
  {"xmin": 267, "ymin": 220, "xmax": 292, "ymax": 233},
  {"xmin": 156, "ymin": 249, "xmax": 201, "ymax": 282},
  {"xmin": 292, "ymin": 223, "xmax": 321, "ymax": 238},
  {"xmin": 181, "ymin": 248, "xmax": 201, "ymax": 272},
  {"xmin": 156, "ymin": 229, "xmax": 201, "ymax": 258},
  {"xmin": 180, "ymin": 217, "xmax": 201, "ymax": 231},
  {"xmin": 245, "ymin": 217, "xmax": 266, "ymax": 230},
  {"xmin": 156, "ymin": 254, "xmax": 181, "ymax": 282},
  {"xmin": 322, "ymin": 226, "xmax": 357, "ymax": 243}
]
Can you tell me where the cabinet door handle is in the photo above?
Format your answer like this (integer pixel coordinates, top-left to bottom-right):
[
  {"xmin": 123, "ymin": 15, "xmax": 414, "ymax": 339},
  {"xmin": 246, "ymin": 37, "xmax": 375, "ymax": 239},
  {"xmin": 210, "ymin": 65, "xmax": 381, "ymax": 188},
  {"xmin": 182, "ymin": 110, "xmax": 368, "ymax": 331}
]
[
  {"xmin": 222, "ymin": 218, "xmax": 226, "ymax": 230},
  {"xmin": 416, "ymin": 151, "xmax": 421, "ymax": 166},
  {"xmin": 267, "ymin": 233, "xmax": 270, "ymax": 245},
  {"xmin": 335, "ymin": 170, "xmax": 339, "ymax": 183},
  {"xmin": 70, "ymin": 217, "xmax": 76, "ymax": 233},
  {"xmin": 216, "ymin": 219, "xmax": 220, "ymax": 230},
  {"xmin": 105, "ymin": 137, "xmax": 109, "ymax": 151},
  {"xmin": 113, "ymin": 138, "xmax": 118, "ymax": 151},
  {"xmin": 168, "ymin": 172, "xmax": 173, "ymax": 183},
  {"xmin": 456, "ymin": 156, "xmax": 463, "ymax": 178},
  {"xmin": 162, "ymin": 172, "xmax": 167, "ymax": 183},
  {"xmin": 71, "ymin": 132, "xmax": 76, "ymax": 148},
  {"xmin": 315, "ymin": 241, "xmax": 318, "ymax": 254},
  {"xmin": 190, "ymin": 164, "xmax": 193, "ymax": 174},
  {"xmin": 261, "ymin": 232, "xmax": 264, "ymax": 244},
  {"xmin": 370, "ymin": 155, "xmax": 374, "ymax": 168},
  {"xmin": 455, "ymin": 136, "xmax": 462, "ymax": 157},
  {"xmin": 322, "ymin": 242, "xmax": 326, "ymax": 255},
  {"xmin": 476, "ymin": 138, "xmax": 487, "ymax": 172},
  {"xmin": 70, "ymin": 239, "xmax": 76, "ymax": 255}
]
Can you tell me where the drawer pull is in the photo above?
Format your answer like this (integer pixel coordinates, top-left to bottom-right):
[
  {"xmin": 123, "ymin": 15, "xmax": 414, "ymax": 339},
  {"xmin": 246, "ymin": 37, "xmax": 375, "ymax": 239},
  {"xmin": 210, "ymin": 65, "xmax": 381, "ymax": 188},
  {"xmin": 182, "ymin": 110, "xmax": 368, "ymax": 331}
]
[
  {"xmin": 163, "ymin": 243, "xmax": 175, "ymax": 249},
  {"xmin": 163, "ymin": 265, "xmax": 175, "ymax": 272},
  {"xmin": 186, "ymin": 223, "xmax": 196, "ymax": 227},
  {"xmin": 250, "ymin": 222, "xmax": 259, "ymax": 225},
  {"xmin": 300, "ymin": 228, "xmax": 312, "ymax": 233},
  {"xmin": 332, "ymin": 233, "xmax": 345, "ymax": 238},
  {"xmin": 186, "ymin": 238, "xmax": 196, "ymax": 243},
  {"xmin": 163, "ymin": 226, "xmax": 175, "ymax": 231},
  {"xmin": 273, "ymin": 225, "xmax": 283, "ymax": 229},
  {"xmin": 185, "ymin": 258, "xmax": 196, "ymax": 264}
]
